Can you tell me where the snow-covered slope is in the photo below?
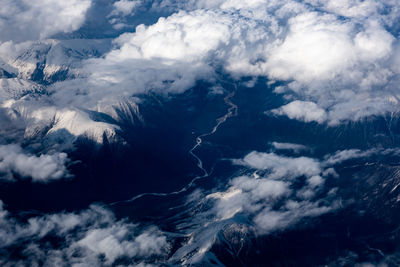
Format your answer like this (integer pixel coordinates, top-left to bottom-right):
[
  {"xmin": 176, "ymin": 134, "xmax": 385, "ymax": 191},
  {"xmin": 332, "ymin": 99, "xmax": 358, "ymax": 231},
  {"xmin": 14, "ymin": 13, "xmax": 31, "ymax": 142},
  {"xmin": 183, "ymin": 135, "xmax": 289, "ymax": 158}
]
[
  {"xmin": 0, "ymin": 78, "xmax": 43, "ymax": 102},
  {"xmin": 48, "ymin": 109, "xmax": 120, "ymax": 144},
  {"xmin": 0, "ymin": 38, "xmax": 132, "ymax": 146},
  {"xmin": 0, "ymin": 39, "xmax": 112, "ymax": 84}
]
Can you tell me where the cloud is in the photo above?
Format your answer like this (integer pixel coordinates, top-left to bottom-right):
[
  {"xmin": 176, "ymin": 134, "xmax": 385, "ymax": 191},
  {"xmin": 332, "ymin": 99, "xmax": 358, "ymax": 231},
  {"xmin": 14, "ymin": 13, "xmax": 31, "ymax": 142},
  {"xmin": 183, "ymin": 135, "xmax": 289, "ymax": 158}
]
[
  {"xmin": 271, "ymin": 100, "xmax": 327, "ymax": 123},
  {"xmin": 0, "ymin": 144, "xmax": 69, "ymax": 182},
  {"xmin": 173, "ymin": 145, "xmax": 400, "ymax": 263},
  {"xmin": 0, "ymin": 201, "xmax": 169, "ymax": 266},
  {"xmin": 271, "ymin": 142, "xmax": 308, "ymax": 153},
  {"xmin": 324, "ymin": 149, "xmax": 374, "ymax": 165},
  {"xmin": 323, "ymin": 147, "xmax": 400, "ymax": 165},
  {"xmin": 84, "ymin": 9, "xmax": 230, "ymax": 97},
  {"xmin": 83, "ymin": 0, "xmax": 400, "ymax": 126},
  {"xmin": 0, "ymin": 0, "xmax": 92, "ymax": 42},
  {"xmin": 171, "ymin": 150, "xmax": 342, "ymax": 263},
  {"xmin": 234, "ymin": 151, "xmax": 322, "ymax": 179},
  {"xmin": 108, "ymin": 0, "xmax": 144, "ymax": 30},
  {"xmin": 110, "ymin": 0, "xmax": 143, "ymax": 17},
  {"xmin": 78, "ymin": 226, "xmax": 167, "ymax": 264},
  {"xmin": 253, "ymin": 200, "xmax": 333, "ymax": 233},
  {"xmin": 266, "ymin": 12, "xmax": 356, "ymax": 82},
  {"xmin": 261, "ymin": 3, "xmax": 398, "ymax": 124},
  {"xmin": 304, "ymin": 0, "xmax": 384, "ymax": 19}
]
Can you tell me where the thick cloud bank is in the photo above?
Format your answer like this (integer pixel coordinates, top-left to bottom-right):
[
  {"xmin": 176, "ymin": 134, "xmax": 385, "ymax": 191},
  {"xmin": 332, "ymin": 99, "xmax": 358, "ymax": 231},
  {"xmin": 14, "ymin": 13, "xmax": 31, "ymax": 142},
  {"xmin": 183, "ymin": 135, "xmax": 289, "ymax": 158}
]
[{"xmin": 79, "ymin": 0, "xmax": 400, "ymax": 125}]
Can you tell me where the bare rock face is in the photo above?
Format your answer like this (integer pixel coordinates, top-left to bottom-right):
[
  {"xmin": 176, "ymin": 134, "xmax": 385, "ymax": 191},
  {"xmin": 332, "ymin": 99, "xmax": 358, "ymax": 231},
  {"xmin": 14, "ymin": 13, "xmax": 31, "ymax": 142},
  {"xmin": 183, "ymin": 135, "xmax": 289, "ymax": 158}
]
[{"xmin": 0, "ymin": 68, "xmax": 15, "ymax": 78}]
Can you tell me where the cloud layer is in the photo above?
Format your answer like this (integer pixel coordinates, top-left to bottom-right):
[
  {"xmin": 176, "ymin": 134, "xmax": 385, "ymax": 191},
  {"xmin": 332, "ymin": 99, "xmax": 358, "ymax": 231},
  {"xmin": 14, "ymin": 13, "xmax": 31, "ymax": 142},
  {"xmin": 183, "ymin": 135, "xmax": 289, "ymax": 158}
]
[
  {"xmin": 170, "ymin": 149, "xmax": 340, "ymax": 264},
  {"xmin": 0, "ymin": 202, "xmax": 169, "ymax": 266},
  {"xmin": 171, "ymin": 144, "xmax": 400, "ymax": 263},
  {"xmin": 77, "ymin": 0, "xmax": 400, "ymax": 125}
]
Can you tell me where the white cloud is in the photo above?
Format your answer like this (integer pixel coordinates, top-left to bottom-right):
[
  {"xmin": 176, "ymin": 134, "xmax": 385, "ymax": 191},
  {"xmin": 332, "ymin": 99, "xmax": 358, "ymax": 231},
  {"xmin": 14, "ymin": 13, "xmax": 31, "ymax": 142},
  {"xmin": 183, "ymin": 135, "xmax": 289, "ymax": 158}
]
[
  {"xmin": 146, "ymin": 0, "xmax": 400, "ymax": 124},
  {"xmin": 323, "ymin": 147, "xmax": 400, "ymax": 166},
  {"xmin": 111, "ymin": 0, "xmax": 143, "ymax": 17},
  {"xmin": 324, "ymin": 149, "xmax": 373, "ymax": 165},
  {"xmin": 0, "ymin": 144, "xmax": 69, "ymax": 182},
  {"xmin": 160, "ymin": 145, "xmax": 400, "ymax": 263},
  {"xmin": 207, "ymin": 151, "xmax": 337, "ymax": 232},
  {"xmin": 271, "ymin": 100, "xmax": 327, "ymax": 123},
  {"xmin": 0, "ymin": 0, "xmax": 92, "ymax": 42},
  {"xmin": 253, "ymin": 200, "xmax": 334, "ymax": 233},
  {"xmin": 235, "ymin": 151, "xmax": 322, "ymax": 179},
  {"xmin": 78, "ymin": 226, "xmax": 167, "ymax": 264},
  {"xmin": 304, "ymin": 0, "xmax": 383, "ymax": 19},
  {"xmin": 271, "ymin": 142, "xmax": 308, "ymax": 153},
  {"xmin": 111, "ymin": 11, "xmax": 230, "ymax": 62},
  {"xmin": 186, "ymin": 145, "xmax": 400, "ymax": 247},
  {"xmin": 354, "ymin": 20, "xmax": 394, "ymax": 61},
  {"xmin": 85, "ymin": 9, "xmax": 231, "ymax": 97},
  {"xmin": 172, "ymin": 150, "xmax": 342, "ymax": 263},
  {"xmin": 108, "ymin": 0, "xmax": 144, "ymax": 29},
  {"xmin": 0, "ymin": 201, "xmax": 169, "ymax": 266},
  {"xmin": 265, "ymin": 12, "xmax": 356, "ymax": 81}
]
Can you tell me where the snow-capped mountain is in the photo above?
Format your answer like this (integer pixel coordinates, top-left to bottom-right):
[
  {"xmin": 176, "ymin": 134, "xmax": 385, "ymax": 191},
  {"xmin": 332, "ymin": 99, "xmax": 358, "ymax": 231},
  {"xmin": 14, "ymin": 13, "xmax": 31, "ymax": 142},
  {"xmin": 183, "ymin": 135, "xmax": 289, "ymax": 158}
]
[{"xmin": 2, "ymin": 0, "xmax": 400, "ymax": 266}]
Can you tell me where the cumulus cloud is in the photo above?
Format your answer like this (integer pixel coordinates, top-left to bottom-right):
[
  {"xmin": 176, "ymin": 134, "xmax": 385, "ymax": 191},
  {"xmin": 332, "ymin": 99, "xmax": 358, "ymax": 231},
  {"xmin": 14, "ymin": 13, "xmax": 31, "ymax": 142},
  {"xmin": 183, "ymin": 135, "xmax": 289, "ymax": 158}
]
[
  {"xmin": 234, "ymin": 151, "xmax": 322, "ymax": 179},
  {"xmin": 266, "ymin": 12, "xmax": 355, "ymax": 82},
  {"xmin": 271, "ymin": 100, "xmax": 327, "ymax": 123},
  {"xmin": 0, "ymin": 144, "xmax": 69, "ymax": 182},
  {"xmin": 83, "ymin": 9, "xmax": 230, "ymax": 98},
  {"xmin": 304, "ymin": 0, "xmax": 384, "ymax": 19},
  {"xmin": 79, "ymin": 0, "xmax": 400, "ymax": 125},
  {"xmin": 214, "ymin": 146, "xmax": 400, "ymax": 232},
  {"xmin": 0, "ymin": 201, "xmax": 169, "ymax": 266},
  {"xmin": 0, "ymin": 0, "xmax": 92, "ymax": 42},
  {"xmin": 78, "ymin": 226, "xmax": 167, "ymax": 264},
  {"xmin": 260, "ymin": 2, "xmax": 399, "ymax": 124},
  {"xmin": 206, "ymin": 151, "xmax": 338, "ymax": 233}
]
